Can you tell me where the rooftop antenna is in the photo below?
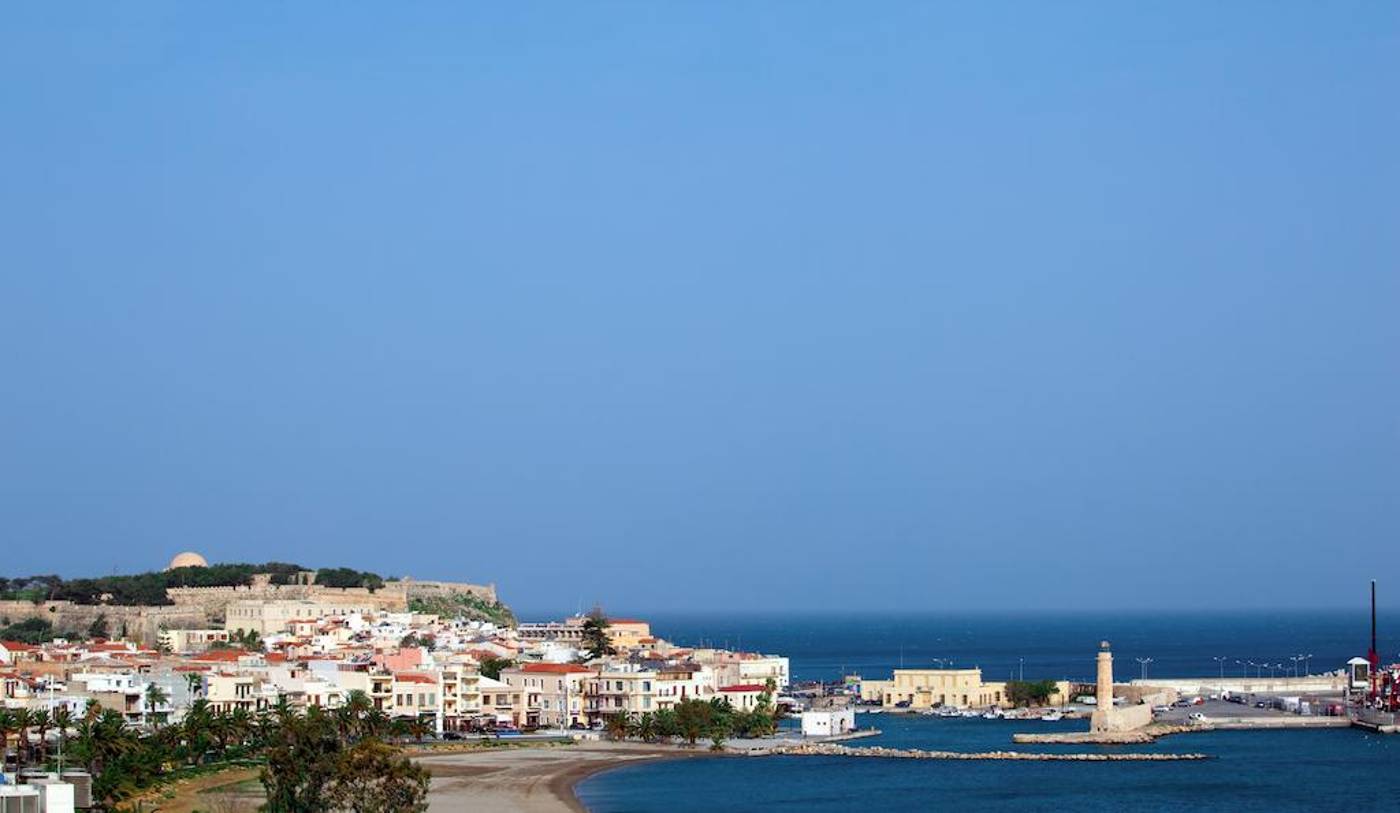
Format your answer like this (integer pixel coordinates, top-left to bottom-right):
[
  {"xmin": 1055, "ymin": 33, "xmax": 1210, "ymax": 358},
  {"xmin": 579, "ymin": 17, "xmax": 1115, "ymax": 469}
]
[{"xmin": 1369, "ymin": 580, "xmax": 1380, "ymax": 698}]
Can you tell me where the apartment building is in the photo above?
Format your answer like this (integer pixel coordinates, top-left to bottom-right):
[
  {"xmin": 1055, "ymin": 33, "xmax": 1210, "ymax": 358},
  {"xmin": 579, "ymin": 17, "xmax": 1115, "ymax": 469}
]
[{"xmin": 501, "ymin": 663, "xmax": 590, "ymax": 727}]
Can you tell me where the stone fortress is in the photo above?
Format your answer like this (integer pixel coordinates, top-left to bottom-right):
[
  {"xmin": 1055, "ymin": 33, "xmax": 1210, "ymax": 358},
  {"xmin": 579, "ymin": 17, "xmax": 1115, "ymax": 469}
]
[{"xmin": 0, "ymin": 551, "xmax": 499, "ymax": 646}]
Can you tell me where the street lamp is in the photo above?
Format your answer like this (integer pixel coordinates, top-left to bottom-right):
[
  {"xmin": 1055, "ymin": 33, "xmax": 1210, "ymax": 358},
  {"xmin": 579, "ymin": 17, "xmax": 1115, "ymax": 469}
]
[
  {"xmin": 1304, "ymin": 653, "xmax": 1313, "ymax": 675},
  {"xmin": 1019, "ymin": 657, "xmax": 1024, "ymax": 682},
  {"xmin": 1135, "ymin": 657, "xmax": 1154, "ymax": 681},
  {"xmin": 1235, "ymin": 660, "xmax": 1247, "ymax": 678},
  {"xmin": 1213, "ymin": 656, "xmax": 1227, "ymax": 682}
]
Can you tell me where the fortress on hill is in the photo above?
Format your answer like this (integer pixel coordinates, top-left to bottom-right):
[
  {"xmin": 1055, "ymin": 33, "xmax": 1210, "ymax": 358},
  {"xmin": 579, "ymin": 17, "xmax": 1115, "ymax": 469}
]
[{"xmin": 0, "ymin": 555, "xmax": 498, "ymax": 646}]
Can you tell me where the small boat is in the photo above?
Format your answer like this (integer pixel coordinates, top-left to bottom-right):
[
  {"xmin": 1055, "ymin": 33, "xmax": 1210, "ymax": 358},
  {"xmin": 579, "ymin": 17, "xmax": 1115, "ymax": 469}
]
[
  {"xmin": 1039, "ymin": 710, "xmax": 1064, "ymax": 722},
  {"xmin": 959, "ymin": 710, "xmax": 980, "ymax": 718},
  {"xmin": 862, "ymin": 708, "xmax": 884, "ymax": 715},
  {"xmin": 981, "ymin": 709, "xmax": 1003, "ymax": 720}
]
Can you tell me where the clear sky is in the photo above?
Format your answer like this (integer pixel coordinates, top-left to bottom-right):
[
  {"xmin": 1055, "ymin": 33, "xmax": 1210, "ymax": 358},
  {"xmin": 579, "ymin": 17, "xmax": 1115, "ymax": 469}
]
[{"xmin": 2, "ymin": 2, "xmax": 1397, "ymax": 613}]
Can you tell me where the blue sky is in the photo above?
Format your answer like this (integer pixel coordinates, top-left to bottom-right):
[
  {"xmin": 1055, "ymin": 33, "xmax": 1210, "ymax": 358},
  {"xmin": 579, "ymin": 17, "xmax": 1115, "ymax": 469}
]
[{"xmin": 2, "ymin": 2, "xmax": 1397, "ymax": 613}]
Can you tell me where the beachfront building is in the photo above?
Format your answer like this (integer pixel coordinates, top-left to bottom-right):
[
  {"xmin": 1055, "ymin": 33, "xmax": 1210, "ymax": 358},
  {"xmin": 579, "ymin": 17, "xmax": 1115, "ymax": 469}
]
[
  {"xmin": 501, "ymin": 662, "xmax": 591, "ymax": 727},
  {"xmin": 878, "ymin": 667, "xmax": 1010, "ymax": 710},
  {"xmin": 477, "ymin": 676, "xmax": 527, "ymax": 726},
  {"xmin": 801, "ymin": 707, "xmax": 856, "ymax": 737},
  {"xmin": 718, "ymin": 683, "xmax": 769, "ymax": 711},
  {"xmin": 584, "ymin": 670, "xmax": 657, "ymax": 724},
  {"xmin": 654, "ymin": 664, "xmax": 719, "ymax": 710}
]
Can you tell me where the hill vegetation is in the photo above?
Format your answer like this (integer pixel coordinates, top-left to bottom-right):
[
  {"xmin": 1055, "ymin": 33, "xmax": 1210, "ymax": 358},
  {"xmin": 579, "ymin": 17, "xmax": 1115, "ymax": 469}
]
[
  {"xmin": 407, "ymin": 593, "xmax": 516, "ymax": 627},
  {"xmin": 0, "ymin": 563, "xmax": 386, "ymax": 607}
]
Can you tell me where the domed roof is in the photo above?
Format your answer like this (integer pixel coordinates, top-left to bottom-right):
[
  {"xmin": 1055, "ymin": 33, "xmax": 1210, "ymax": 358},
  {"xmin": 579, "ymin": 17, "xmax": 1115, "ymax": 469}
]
[{"xmin": 167, "ymin": 551, "xmax": 209, "ymax": 570}]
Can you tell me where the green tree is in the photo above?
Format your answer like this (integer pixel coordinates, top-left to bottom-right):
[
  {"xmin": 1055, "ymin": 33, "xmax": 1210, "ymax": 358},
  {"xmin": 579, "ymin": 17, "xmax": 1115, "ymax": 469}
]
[
  {"xmin": 260, "ymin": 709, "xmax": 342, "ymax": 813},
  {"xmin": 1006, "ymin": 679, "xmax": 1059, "ymax": 708},
  {"xmin": 327, "ymin": 739, "xmax": 430, "ymax": 813},
  {"xmin": 605, "ymin": 711, "xmax": 632, "ymax": 741},
  {"xmin": 478, "ymin": 656, "xmax": 514, "ymax": 680},
  {"xmin": 143, "ymin": 683, "xmax": 170, "ymax": 726},
  {"xmin": 87, "ymin": 613, "xmax": 110, "ymax": 640},
  {"xmin": 674, "ymin": 698, "xmax": 713, "ymax": 746},
  {"xmin": 580, "ymin": 608, "xmax": 616, "ymax": 661}
]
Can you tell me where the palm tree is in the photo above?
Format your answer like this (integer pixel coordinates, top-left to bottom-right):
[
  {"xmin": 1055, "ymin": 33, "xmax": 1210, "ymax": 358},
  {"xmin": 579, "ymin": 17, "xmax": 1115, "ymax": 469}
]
[
  {"xmin": 143, "ymin": 683, "xmax": 170, "ymax": 727},
  {"xmin": 12, "ymin": 708, "xmax": 33, "ymax": 769},
  {"xmin": 183, "ymin": 671, "xmax": 204, "ymax": 703},
  {"xmin": 605, "ymin": 711, "xmax": 632, "ymax": 741},
  {"xmin": 31, "ymin": 709, "xmax": 51, "ymax": 767},
  {"xmin": 636, "ymin": 712, "xmax": 656, "ymax": 743},
  {"xmin": 227, "ymin": 707, "xmax": 253, "ymax": 753},
  {"xmin": 405, "ymin": 716, "xmax": 431, "ymax": 743},
  {"xmin": 52, "ymin": 706, "xmax": 73, "ymax": 770},
  {"xmin": 0, "ymin": 709, "xmax": 15, "ymax": 769}
]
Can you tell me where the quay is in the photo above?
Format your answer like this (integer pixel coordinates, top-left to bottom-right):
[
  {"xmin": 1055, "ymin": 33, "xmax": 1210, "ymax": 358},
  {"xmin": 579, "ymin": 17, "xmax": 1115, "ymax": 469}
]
[{"xmin": 761, "ymin": 742, "xmax": 1208, "ymax": 761}]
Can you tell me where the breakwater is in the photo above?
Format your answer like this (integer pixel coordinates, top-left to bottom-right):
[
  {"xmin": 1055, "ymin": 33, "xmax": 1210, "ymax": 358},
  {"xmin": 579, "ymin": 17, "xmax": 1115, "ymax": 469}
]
[{"xmin": 761, "ymin": 742, "xmax": 1208, "ymax": 761}]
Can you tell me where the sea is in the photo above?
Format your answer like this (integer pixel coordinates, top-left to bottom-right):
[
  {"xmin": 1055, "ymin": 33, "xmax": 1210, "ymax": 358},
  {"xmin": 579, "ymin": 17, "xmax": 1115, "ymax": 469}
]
[{"xmin": 572, "ymin": 610, "xmax": 1400, "ymax": 812}]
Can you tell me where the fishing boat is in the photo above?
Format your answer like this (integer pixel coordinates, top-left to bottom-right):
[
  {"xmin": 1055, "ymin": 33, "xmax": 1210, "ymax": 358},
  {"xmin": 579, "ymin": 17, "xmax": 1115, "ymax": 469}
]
[{"xmin": 1039, "ymin": 710, "xmax": 1064, "ymax": 722}]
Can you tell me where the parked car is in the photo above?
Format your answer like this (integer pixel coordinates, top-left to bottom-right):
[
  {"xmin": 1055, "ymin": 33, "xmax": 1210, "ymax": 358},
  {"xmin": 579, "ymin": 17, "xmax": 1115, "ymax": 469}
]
[
  {"xmin": 1152, "ymin": 705, "xmax": 1171, "ymax": 713},
  {"xmin": 1188, "ymin": 712, "xmax": 1207, "ymax": 722}
]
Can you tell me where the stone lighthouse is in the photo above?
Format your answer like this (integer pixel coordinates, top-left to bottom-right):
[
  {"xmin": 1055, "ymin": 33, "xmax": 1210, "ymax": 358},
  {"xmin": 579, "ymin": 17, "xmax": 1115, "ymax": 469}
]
[
  {"xmin": 1096, "ymin": 640, "xmax": 1114, "ymax": 711},
  {"xmin": 1090, "ymin": 640, "xmax": 1115, "ymax": 733}
]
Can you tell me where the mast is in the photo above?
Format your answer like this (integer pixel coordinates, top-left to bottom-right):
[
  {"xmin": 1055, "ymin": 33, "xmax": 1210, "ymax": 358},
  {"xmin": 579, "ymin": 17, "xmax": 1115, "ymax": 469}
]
[{"xmin": 1369, "ymin": 580, "xmax": 1380, "ymax": 702}]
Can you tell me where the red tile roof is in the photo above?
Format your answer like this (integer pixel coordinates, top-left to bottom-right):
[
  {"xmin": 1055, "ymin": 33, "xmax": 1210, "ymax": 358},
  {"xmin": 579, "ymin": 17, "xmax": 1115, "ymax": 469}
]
[
  {"xmin": 719, "ymin": 684, "xmax": 767, "ymax": 693},
  {"xmin": 395, "ymin": 672, "xmax": 437, "ymax": 684},
  {"xmin": 0, "ymin": 641, "xmax": 38, "ymax": 652},
  {"xmin": 520, "ymin": 663, "xmax": 593, "ymax": 674},
  {"xmin": 192, "ymin": 650, "xmax": 249, "ymax": 662}
]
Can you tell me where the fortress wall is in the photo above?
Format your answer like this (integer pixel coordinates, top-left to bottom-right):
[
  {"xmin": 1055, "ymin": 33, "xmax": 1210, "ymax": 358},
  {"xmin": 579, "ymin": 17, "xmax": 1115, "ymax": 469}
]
[
  {"xmin": 0, "ymin": 601, "xmax": 207, "ymax": 646},
  {"xmin": 402, "ymin": 580, "xmax": 498, "ymax": 603}
]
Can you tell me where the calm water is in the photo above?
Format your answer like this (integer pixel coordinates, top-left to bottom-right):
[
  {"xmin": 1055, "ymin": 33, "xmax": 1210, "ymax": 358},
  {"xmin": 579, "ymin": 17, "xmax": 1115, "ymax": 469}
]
[
  {"xmin": 635, "ymin": 609, "xmax": 1394, "ymax": 682},
  {"xmin": 575, "ymin": 611, "xmax": 1400, "ymax": 812}
]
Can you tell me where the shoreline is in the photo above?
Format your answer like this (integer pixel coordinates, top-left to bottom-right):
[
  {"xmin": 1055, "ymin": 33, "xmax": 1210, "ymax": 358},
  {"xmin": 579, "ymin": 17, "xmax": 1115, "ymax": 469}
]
[{"xmin": 416, "ymin": 740, "xmax": 713, "ymax": 813}]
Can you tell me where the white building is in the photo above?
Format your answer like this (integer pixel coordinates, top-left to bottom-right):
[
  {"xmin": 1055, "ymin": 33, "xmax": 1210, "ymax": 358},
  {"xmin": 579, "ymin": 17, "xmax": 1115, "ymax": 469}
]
[{"xmin": 801, "ymin": 707, "xmax": 856, "ymax": 737}]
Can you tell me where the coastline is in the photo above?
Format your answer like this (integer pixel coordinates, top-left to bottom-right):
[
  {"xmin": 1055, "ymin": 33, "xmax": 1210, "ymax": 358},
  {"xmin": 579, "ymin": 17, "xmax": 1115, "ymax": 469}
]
[{"xmin": 416, "ymin": 741, "xmax": 711, "ymax": 813}]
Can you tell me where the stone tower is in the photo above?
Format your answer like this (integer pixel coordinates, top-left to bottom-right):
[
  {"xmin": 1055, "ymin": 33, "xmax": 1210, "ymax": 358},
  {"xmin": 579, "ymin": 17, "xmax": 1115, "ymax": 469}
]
[{"xmin": 1096, "ymin": 640, "xmax": 1114, "ymax": 712}]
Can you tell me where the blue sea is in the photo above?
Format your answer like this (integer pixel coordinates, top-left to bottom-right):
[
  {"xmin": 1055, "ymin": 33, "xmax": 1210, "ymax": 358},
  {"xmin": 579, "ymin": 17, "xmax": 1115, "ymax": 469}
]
[{"xmin": 575, "ymin": 611, "xmax": 1400, "ymax": 812}]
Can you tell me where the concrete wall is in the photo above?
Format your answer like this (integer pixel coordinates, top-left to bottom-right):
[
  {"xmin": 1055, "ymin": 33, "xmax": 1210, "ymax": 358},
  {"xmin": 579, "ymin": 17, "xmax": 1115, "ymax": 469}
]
[
  {"xmin": 1131, "ymin": 675, "xmax": 1346, "ymax": 696},
  {"xmin": 1090, "ymin": 701, "xmax": 1154, "ymax": 732}
]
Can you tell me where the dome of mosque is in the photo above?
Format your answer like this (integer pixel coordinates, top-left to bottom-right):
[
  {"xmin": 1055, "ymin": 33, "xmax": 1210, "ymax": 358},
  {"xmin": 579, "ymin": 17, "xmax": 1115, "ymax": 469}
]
[{"xmin": 167, "ymin": 551, "xmax": 209, "ymax": 570}]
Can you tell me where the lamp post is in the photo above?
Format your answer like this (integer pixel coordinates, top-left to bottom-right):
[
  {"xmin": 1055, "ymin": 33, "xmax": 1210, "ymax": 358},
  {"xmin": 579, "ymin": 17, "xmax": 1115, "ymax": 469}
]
[
  {"xmin": 1213, "ymin": 656, "xmax": 1227, "ymax": 682},
  {"xmin": 1135, "ymin": 657, "xmax": 1153, "ymax": 681},
  {"xmin": 1304, "ymin": 653, "xmax": 1313, "ymax": 676},
  {"xmin": 1019, "ymin": 658, "xmax": 1024, "ymax": 682},
  {"xmin": 1236, "ymin": 660, "xmax": 1247, "ymax": 678}
]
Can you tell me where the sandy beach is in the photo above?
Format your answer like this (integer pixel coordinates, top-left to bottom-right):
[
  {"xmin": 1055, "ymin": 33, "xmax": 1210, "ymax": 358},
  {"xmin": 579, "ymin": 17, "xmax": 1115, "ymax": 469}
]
[{"xmin": 417, "ymin": 741, "xmax": 706, "ymax": 812}]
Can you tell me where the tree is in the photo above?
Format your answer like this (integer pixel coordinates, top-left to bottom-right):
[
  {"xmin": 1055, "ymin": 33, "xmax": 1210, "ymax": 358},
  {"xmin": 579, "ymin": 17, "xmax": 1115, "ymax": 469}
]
[
  {"xmin": 87, "ymin": 613, "xmax": 110, "ymax": 640},
  {"xmin": 31, "ymin": 709, "xmax": 51, "ymax": 766},
  {"xmin": 143, "ymin": 683, "xmax": 170, "ymax": 726},
  {"xmin": 674, "ymin": 698, "xmax": 713, "ymax": 746},
  {"xmin": 580, "ymin": 608, "xmax": 616, "ymax": 661},
  {"xmin": 651, "ymin": 708, "xmax": 679, "ymax": 741},
  {"xmin": 477, "ymin": 655, "xmax": 513, "ymax": 681},
  {"xmin": 327, "ymin": 739, "xmax": 430, "ymax": 813},
  {"xmin": 1006, "ymin": 679, "xmax": 1059, "ymax": 708},
  {"xmin": 52, "ymin": 706, "xmax": 73, "ymax": 765},
  {"xmin": 605, "ymin": 711, "xmax": 632, "ymax": 741},
  {"xmin": 184, "ymin": 671, "xmax": 205, "ymax": 701},
  {"xmin": 261, "ymin": 709, "xmax": 342, "ymax": 812},
  {"xmin": 635, "ymin": 712, "xmax": 656, "ymax": 743}
]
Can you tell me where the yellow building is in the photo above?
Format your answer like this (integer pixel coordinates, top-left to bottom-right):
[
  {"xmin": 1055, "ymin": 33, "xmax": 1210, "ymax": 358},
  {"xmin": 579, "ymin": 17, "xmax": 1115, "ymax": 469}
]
[
  {"xmin": 879, "ymin": 667, "xmax": 1070, "ymax": 710},
  {"xmin": 881, "ymin": 667, "xmax": 1008, "ymax": 709}
]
